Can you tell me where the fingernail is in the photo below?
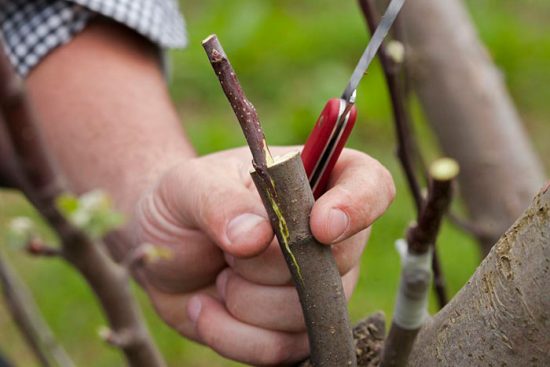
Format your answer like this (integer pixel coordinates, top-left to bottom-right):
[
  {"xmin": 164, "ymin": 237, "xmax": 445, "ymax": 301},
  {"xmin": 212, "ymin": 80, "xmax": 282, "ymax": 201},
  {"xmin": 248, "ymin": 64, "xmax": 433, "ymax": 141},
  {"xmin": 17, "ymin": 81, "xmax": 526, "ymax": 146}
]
[
  {"xmin": 216, "ymin": 270, "xmax": 229, "ymax": 300},
  {"xmin": 327, "ymin": 209, "xmax": 349, "ymax": 243},
  {"xmin": 227, "ymin": 213, "xmax": 267, "ymax": 245},
  {"xmin": 187, "ymin": 297, "xmax": 202, "ymax": 323}
]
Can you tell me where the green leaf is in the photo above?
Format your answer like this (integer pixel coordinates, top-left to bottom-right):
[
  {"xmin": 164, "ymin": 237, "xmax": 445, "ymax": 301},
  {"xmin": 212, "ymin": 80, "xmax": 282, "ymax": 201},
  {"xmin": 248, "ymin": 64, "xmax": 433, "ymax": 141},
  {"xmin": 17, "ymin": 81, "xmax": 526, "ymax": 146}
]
[
  {"xmin": 55, "ymin": 190, "xmax": 125, "ymax": 240},
  {"xmin": 55, "ymin": 194, "xmax": 80, "ymax": 216}
]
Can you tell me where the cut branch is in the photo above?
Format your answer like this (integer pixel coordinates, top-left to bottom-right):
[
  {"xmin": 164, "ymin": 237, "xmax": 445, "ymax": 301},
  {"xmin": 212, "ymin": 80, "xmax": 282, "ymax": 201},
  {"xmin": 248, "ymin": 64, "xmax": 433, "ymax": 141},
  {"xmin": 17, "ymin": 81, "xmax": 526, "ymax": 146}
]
[
  {"xmin": 251, "ymin": 153, "xmax": 356, "ymax": 367},
  {"xmin": 381, "ymin": 158, "xmax": 458, "ymax": 367},
  {"xmin": 407, "ymin": 158, "xmax": 458, "ymax": 254},
  {"xmin": 203, "ymin": 35, "xmax": 356, "ymax": 367},
  {"xmin": 0, "ymin": 43, "xmax": 165, "ymax": 367}
]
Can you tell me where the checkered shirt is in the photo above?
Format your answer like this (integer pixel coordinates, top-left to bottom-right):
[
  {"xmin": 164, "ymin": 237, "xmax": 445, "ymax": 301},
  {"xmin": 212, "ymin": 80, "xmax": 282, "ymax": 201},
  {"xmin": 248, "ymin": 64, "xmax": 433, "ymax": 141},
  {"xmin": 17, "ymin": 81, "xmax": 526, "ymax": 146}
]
[{"xmin": 0, "ymin": 0, "xmax": 188, "ymax": 76}]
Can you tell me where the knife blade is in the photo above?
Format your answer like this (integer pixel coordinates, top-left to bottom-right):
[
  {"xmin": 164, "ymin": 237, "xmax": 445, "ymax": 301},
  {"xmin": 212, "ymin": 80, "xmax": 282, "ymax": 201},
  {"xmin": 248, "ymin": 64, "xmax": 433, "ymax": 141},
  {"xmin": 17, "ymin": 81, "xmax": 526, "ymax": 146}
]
[{"xmin": 302, "ymin": 0, "xmax": 406, "ymax": 198}]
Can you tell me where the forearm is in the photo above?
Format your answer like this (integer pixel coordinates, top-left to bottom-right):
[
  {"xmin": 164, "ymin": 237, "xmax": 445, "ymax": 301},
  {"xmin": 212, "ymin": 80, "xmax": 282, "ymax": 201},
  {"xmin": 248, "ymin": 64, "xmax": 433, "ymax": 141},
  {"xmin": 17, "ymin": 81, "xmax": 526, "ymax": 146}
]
[{"xmin": 25, "ymin": 18, "xmax": 194, "ymax": 215}]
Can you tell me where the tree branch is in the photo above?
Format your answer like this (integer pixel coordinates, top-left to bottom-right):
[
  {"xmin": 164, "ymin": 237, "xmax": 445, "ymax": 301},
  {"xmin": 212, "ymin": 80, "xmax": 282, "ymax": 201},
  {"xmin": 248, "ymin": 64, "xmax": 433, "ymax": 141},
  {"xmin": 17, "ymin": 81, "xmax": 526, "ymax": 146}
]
[
  {"xmin": 407, "ymin": 183, "xmax": 550, "ymax": 366},
  {"xmin": 203, "ymin": 35, "xmax": 356, "ymax": 367},
  {"xmin": 298, "ymin": 312, "xmax": 386, "ymax": 367},
  {"xmin": 357, "ymin": 0, "xmax": 423, "ymax": 211},
  {"xmin": 0, "ymin": 251, "xmax": 75, "ymax": 367},
  {"xmin": 407, "ymin": 159, "xmax": 458, "ymax": 254},
  {"xmin": 381, "ymin": 158, "xmax": 458, "ymax": 367},
  {"xmin": 0, "ymin": 43, "xmax": 165, "ymax": 367},
  {"xmin": 202, "ymin": 34, "xmax": 273, "ymax": 169}
]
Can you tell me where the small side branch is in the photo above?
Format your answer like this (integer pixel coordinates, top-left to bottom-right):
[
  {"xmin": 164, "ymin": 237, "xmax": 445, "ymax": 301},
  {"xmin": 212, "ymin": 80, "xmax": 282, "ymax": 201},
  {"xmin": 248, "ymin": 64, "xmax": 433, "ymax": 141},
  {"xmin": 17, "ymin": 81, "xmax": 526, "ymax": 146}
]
[
  {"xmin": 381, "ymin": 158, "xmax": 458, "ymax": 367},
  {"xmin": 0, "ymin": 251, "xmax": 75, "ymax": 367},
  {"xmin": 203, "ymin": 35, "xmax": 356, "ymax": 367}
]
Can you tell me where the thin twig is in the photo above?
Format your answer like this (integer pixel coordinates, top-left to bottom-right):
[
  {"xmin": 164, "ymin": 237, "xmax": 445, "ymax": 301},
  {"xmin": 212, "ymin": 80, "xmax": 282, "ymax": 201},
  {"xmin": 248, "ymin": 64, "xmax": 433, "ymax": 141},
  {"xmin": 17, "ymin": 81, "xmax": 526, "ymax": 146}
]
[
  {"xmin": 358, "ymin": 0, "xmax": 423, "ymax": 210},
  {"xmin": 0, "ymin": 250, "xmax": 75, "ymax": 367},
  {"xmin": 357, "ymin": 0, "xmax": 448, "ymax": 309},
  {"xmin": 202, "ymin": 34, "xmax": 273, "ymax": 170},
  {"xmin": 0, "ymin": 43, "xmax": 165, "ymax": 367}
]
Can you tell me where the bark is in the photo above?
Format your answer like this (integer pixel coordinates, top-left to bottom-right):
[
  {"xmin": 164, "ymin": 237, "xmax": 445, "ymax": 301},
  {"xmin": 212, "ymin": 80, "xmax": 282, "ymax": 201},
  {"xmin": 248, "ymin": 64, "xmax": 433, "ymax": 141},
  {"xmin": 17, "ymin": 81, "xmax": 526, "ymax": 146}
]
[
  {"xmin": 399, "ymin": 0, "xmax": 546, "ymax": 255},
  {"xmin": 408, "ymin": 183, "xmax": 550, "ymax": 366},
  {"xmin": 382, "ymin": 159, "xmax": 458, "ymax": 367},
  {"xmin": 406, "ymin": 159, "xmax": 457, "ymax": 255},
  {"xmin": 298, "ymin": 312, "xmax": 386, "ymax": 367},
  {"xmin": 251, "ymin": 153, "xmax": 356, "ymax": 367},
  {"xmin": 202, "ymin": 35, "xmax": 272, "ymax": 168}
]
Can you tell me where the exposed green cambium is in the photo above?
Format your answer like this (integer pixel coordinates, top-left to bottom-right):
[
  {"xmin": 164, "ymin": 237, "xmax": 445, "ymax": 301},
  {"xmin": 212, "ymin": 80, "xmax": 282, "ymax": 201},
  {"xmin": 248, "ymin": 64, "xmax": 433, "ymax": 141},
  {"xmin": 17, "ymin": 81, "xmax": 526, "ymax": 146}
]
[{"xmin": 266, "ymin": 185, "xmax": 303, "ymax": 283}]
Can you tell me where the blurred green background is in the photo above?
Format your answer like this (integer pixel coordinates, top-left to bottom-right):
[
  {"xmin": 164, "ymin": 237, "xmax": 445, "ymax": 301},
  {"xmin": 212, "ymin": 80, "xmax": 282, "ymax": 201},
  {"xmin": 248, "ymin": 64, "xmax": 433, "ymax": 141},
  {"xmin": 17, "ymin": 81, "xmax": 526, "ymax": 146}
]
[{"xmin": 1, "ymin": 0, "xmax": 549, "ymax": 366}]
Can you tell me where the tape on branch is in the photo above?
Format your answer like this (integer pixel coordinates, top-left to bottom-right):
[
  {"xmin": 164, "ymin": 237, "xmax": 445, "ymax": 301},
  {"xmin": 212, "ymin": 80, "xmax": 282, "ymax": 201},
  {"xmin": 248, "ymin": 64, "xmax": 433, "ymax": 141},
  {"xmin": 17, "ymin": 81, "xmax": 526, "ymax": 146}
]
[{"xmin": 393, "ymin": 239, "xmax": 432, "ymax": 330}]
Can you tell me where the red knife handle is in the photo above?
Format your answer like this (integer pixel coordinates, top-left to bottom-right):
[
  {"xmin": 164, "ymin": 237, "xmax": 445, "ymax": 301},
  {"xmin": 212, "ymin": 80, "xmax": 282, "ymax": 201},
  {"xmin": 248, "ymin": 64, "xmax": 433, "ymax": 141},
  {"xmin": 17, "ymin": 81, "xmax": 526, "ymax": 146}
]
[{"xmin": 301, "ymin": 98, "xmax": 357, "ymax": 199}]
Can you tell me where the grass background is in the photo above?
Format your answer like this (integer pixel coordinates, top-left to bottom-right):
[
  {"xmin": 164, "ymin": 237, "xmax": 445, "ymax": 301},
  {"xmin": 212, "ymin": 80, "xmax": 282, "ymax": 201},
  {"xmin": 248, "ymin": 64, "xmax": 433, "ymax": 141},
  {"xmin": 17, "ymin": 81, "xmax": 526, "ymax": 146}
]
[{"xmin": 1, "ymin": 0, "xmax": 549, "ymax": 365}]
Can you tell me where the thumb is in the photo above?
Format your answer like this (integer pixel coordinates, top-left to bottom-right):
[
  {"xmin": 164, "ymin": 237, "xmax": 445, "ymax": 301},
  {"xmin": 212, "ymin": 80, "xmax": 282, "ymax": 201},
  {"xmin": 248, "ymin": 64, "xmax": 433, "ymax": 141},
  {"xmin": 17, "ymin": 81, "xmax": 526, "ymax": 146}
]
[{"xmin": 157, "ymin": 159, "xmax": 274, "ymax": 257}]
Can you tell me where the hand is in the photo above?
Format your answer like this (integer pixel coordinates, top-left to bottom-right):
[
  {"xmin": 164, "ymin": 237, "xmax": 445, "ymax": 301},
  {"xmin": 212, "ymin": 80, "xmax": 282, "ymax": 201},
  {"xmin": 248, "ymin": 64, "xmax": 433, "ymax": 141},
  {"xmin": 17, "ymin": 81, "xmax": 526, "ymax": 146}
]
[{"xmin": 133, "ymin": 146, "xmax": 395, "ymax": 366}]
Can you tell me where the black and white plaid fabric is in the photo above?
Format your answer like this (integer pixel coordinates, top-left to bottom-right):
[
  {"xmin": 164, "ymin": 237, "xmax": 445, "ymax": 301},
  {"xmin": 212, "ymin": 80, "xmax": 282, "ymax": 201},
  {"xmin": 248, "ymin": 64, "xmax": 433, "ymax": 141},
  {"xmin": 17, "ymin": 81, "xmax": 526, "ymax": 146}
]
[{"xmin": 0, "ymin": 0, "xmax": 188, "ymax": 76}]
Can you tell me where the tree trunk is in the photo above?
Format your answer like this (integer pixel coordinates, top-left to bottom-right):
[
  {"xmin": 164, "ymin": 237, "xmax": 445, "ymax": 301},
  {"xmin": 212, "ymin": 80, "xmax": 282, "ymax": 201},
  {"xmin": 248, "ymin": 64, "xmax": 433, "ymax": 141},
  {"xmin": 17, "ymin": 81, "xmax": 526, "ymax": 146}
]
[
  {"xmin": 407, "ymin": 183, "xmax": 550, "ymax": 366},
  {"xmin": 399, "ymin": 0, "xmax": 546, "ymax": 255}
]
